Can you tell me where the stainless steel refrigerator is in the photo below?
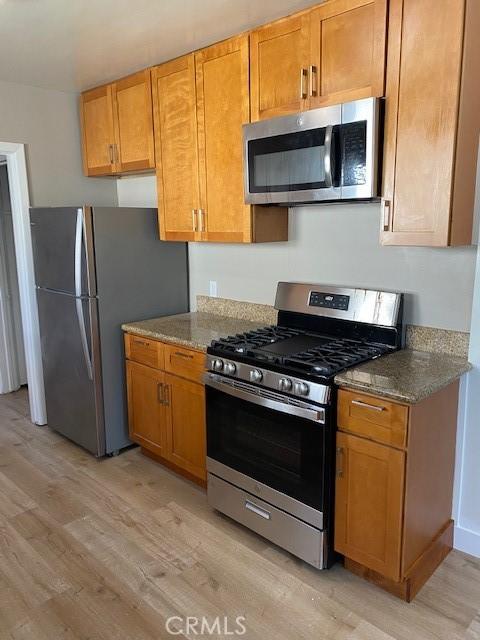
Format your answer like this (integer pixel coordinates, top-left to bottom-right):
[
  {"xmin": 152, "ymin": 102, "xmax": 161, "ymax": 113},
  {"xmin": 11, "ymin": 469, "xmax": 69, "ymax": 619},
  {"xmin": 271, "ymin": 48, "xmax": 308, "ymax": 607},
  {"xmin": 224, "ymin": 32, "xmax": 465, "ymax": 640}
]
[{"xmin": 30, "ymin": 206, "xmax": 189, "ymax": 456}]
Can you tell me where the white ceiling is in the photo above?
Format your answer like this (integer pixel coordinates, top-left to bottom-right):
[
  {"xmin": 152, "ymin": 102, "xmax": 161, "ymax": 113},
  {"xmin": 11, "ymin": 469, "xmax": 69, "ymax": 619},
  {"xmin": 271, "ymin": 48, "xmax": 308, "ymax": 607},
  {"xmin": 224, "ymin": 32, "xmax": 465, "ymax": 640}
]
[{"xmin": 0, "ymin": 0, "xmax": 316, "ymax": 93}]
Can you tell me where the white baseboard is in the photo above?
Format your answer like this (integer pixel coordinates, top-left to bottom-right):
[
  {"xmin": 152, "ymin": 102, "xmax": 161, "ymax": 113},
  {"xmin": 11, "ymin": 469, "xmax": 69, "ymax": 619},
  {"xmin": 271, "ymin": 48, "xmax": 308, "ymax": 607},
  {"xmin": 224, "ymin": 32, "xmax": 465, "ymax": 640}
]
[{"xmin": 454, "ymin": 525, "xmax": 480, "ymax": 558}]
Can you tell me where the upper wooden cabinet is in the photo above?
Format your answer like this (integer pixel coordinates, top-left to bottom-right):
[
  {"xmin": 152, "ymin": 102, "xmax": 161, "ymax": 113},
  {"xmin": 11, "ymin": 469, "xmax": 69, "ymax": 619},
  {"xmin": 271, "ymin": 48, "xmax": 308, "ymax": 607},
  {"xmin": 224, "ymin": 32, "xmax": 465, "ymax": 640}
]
[
  {"xmin": 250, "ymin": 14, "xmax": 310, "ymax": 121},
  {"xmin": 309, "ymin": 0, "xmax": 387, "ymax": 108},
  {"xmin": 195, "ymin": 36, "xmax": 252, "ymax": 243},
  {"xmin": 111, "ymin": 70, "xmax": 155, "ymax": 173},
  {"xmin": 250, "ymin": 0, "xmax": 387, "ymax": 121},
  {"xmin": 152, "ymin": 55, "xmax": 200, "ymax": 242},
  {"xmin": 80, "ymin": 70, "xmax": 155, "ymax": 176},
  {"xmin": 152, "ymin": 37, "xmax": 288, "ymax": 243},
  {"xmin": 80, "ymin": 85, "xmax": 116, "ymax": 176},
  {"xmin": 381, "ymin": 0, "xmax": 480, "ymax": 246}
]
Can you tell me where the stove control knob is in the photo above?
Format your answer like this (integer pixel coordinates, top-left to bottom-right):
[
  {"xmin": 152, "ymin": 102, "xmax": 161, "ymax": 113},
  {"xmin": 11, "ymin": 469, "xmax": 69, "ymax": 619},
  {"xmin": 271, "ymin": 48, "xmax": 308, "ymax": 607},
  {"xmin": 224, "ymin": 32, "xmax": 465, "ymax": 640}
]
[
  {"xmin": 294, "ymin": 381, "xmax": 310, "ymax": 396},
  {"xmin": 212, "ymin": 359, "xmax": 224, "ymax": 372},
  {"xmin": 250, "ymin": 369, "xmax": 263, "ymax": 383},
  {"xmin": 224, "ymin": 362, "xmax": 237, "ymax": 376},
  {"xmin": 279, "ymin": 377, "xmax": 293, "ymax": 392}
]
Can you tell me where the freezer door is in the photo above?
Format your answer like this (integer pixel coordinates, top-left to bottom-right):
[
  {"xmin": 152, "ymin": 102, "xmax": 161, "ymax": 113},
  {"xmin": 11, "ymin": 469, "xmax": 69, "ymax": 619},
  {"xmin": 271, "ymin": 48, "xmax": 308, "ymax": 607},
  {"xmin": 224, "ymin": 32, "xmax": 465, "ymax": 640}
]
[
  {"xmin": 36, "ymin": 288, "xmax": 105, "ymax": 456},
  {"xmin": 30, "ymin": 207, "xmax": 96, "ymax": 296}
]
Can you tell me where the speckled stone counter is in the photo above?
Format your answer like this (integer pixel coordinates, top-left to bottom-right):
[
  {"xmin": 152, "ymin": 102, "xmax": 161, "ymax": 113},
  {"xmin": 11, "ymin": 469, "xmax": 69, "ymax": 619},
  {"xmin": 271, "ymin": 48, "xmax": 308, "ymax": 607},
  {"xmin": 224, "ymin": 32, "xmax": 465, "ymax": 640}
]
[
  {"xmin": 122, "ymin": 312, "xmax": 267, "ymax": 352},
  {"xmin": 334, "ymin": 349, "xmax": 471, "ymax": 404}
]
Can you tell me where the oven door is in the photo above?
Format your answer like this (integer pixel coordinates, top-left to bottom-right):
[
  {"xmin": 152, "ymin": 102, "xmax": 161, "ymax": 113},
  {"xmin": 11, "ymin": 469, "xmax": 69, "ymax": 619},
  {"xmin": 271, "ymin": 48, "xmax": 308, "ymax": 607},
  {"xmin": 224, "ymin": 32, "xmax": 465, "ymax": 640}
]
[{"xmin": 205, "ymin": 375, "xmax": 329, "ymax": 518}]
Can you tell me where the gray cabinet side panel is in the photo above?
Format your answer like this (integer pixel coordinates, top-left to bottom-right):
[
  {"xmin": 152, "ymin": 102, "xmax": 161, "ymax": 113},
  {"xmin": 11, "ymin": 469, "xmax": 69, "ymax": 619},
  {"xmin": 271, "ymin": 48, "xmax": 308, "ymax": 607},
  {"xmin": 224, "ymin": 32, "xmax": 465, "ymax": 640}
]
[{"xmin": 92, "ymin": 207, "xmax": 189, "ymax": 453}]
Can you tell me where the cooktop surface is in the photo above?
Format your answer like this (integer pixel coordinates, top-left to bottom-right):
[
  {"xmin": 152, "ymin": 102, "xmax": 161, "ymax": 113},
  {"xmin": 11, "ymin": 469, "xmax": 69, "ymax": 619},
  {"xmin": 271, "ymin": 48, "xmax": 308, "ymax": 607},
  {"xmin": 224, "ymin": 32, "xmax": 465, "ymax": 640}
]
[{"xmin": 208, "ymin": 325, "xmax": 391, "ymax": 379}]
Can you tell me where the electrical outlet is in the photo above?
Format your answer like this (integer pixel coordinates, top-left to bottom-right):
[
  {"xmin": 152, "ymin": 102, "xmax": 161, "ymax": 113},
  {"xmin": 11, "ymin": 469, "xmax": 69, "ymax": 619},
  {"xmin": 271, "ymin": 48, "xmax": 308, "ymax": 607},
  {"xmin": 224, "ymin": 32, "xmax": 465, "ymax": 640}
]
[{"xmin": 209, "ymin": 280, "xmax": 218, "ymax": 297}]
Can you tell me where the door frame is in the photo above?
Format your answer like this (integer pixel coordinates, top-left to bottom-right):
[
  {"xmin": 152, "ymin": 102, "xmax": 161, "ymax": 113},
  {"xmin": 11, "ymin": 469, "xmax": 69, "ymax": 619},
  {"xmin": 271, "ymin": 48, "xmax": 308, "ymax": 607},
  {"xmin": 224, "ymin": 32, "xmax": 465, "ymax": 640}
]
[{"xmin": 0, "ymin": 142, "xmax": 46, "ymax": 424}]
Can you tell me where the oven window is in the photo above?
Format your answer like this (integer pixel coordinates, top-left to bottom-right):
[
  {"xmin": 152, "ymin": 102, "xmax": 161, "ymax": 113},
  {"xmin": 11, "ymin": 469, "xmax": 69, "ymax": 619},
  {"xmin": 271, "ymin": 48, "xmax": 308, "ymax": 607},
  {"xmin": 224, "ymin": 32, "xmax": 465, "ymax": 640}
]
[
  {"xmin": 248, "ymin": 128, "xmax": 334, "ymax": 193},
  {"xmin": 206, "ymin": 386, "xmax": 326, "ymax": 511}
]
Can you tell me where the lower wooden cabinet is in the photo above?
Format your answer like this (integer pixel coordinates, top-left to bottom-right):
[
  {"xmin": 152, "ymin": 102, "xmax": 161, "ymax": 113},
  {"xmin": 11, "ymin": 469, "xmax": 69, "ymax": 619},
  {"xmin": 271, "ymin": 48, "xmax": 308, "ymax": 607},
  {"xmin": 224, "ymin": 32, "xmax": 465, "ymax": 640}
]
[
  {"xmin": 125, "ymin": 333, "xmax": 206, "ymax": 484},
  {"xmin": 165, "ymin": 373, "xmax": 206, "ymax": 481},
  {"xmin": 126, "ymin": 360, "xmax": 168, "ymax": 459},
  {"xmin": 335, "ymin": 384, "xmax": 460, "ymax": 601},
  {"xmin": 335, "ymin": 431, "xmax": 405, "ymax": 580}
]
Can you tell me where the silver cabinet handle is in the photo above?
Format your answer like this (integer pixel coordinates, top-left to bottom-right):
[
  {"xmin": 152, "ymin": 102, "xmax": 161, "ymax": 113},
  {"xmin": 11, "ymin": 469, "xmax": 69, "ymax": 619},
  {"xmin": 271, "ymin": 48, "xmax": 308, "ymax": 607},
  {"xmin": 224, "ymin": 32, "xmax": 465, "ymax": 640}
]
[
  {"xmin": 308, "ymin": 65, "xmax": 317, "ymax": 97},
  {"xmin": 299, "ymin": 68, "xmax": 308, "ymax": 100},
  {"xmin": 157, "ymin": 382, "xmax": 165, "ymax": 405},
  {"xmin": 163, "ymin": 384, "xmax": 170, "ymax": 407},
  {"xmin": 382, "ymin": 199, "xmax": 391, "ymax": 231},
  {"xmin": 133, "ymin": 337, "xmax": 150, "ymax": 347},
  {"xmin": 173, "ymin": 351, "xmax": 193, "ymax": 360},
  {"xmin": 198, "ymin": 208, "xmax": 204, "ymax": 232},
  {"xmin": 245, "ymin": 500, "xmax": 271, "ymax": 520},
  {"xmin": 352, "ymin": 399, "xmax": 385, "ymax": 412},
  {"xmin": 323, "ymin": 125, "xmax": 333, "ymax": 189},
  {"xmin": 74, "ymin": 209, "xmax": 93, "ymax": 380},
  {"xmin": 192, "ymin": 209, "xmax": 198, "ymax": 232},
  {"xmin": 336, "ymin": 446, "xmax": 344, "ymax": 478}
]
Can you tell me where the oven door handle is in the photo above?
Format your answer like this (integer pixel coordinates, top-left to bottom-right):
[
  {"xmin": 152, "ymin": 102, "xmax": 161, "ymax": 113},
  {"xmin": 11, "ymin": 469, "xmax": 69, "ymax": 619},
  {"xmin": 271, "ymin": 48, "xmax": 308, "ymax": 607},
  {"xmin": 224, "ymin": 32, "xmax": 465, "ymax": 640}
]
[{"xmin": 204, "ymin": 376, "xmax": 326, "ymax": 424}]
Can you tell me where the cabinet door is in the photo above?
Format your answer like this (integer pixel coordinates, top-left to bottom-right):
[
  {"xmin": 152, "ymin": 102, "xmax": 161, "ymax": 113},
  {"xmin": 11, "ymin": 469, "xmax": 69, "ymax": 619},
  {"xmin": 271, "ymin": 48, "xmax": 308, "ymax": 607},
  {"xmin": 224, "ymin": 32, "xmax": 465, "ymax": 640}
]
[
  {"xmin": 165, "ymin": 373, "xmax": 206, "ymax": 481},
  {"xmin": 126, "ymin": 360, "xmax": 168, "ymax": 458},
  {"xmin": 112, "ymin": 70, "xmax": 155, "ymax": 173},
  {"xmin": 250, "ymin": 13, "xmax": 310, "ymax": 121},
  {"xmin": 80, "ymin": 85, "xmax": 116, "ymax": 176},
  {"xmin": 335, "ymin": 432, "xmax": 405, "ymax": 580},
  {"xmin": 152, "ymin": 55, "xmax": 200, "ymax": 241},
  {"xmin": 195, "ymin": 35, "xmax": 252, "ymax": 243},
  {"xmin": 309, "ymin": 0, "xmax": 387, "ymax": 108},
  {"xmin": 381, "ymin": 0, "xmax": 466, "ymax": 246}
]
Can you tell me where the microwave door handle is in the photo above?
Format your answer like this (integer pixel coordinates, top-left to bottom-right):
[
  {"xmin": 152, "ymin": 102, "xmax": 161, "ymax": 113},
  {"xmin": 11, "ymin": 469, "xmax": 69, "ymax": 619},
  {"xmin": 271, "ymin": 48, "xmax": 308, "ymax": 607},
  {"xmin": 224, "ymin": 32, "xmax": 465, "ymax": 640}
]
[{"xmin": 324, "ymin": 125, "xmax": 333, "ymax": 188}]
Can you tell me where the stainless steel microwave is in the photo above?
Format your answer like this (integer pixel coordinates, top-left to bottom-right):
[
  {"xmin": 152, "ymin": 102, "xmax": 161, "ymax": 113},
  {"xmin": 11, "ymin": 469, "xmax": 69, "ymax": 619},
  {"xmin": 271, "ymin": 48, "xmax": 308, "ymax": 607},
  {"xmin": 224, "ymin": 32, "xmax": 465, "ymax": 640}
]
[{"xmin": 242, "ymin": 98, "xmax": 381, "ymax": 205}]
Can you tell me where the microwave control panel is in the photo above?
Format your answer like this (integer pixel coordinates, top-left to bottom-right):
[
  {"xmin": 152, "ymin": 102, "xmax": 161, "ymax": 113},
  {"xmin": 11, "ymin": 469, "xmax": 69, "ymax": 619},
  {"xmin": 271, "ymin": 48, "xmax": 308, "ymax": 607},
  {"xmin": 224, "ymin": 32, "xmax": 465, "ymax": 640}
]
[
  {"xmin": 341, "ymin": 121, "xmax": 367, "ymax": 187},
  {"xmin": 309, "ymin": 291, "xmax": 350, "ymax": 311}
]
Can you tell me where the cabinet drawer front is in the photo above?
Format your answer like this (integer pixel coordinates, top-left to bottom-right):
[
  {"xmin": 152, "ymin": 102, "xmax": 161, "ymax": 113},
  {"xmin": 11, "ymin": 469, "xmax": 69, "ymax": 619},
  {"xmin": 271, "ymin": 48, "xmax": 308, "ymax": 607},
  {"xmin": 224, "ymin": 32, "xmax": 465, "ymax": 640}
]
[
  {"xmin": 164, "ymin": 344, "xmax": 205, "ymax": 383},
  {"xmin": 125, "ymin": 333, "xmax": 164, "ymax": 369},
  {"xmin": 338, "ymin": 389, "xmax": 408, "ymax": 448}
]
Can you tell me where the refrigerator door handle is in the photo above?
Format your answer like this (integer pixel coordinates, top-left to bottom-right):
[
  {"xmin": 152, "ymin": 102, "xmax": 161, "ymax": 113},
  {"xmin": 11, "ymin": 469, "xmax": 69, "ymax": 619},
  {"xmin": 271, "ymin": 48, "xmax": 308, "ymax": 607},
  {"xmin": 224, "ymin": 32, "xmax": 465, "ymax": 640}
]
[{"xmin": 75, "ymin": 210, "xmax": 93, "ymax": 380}]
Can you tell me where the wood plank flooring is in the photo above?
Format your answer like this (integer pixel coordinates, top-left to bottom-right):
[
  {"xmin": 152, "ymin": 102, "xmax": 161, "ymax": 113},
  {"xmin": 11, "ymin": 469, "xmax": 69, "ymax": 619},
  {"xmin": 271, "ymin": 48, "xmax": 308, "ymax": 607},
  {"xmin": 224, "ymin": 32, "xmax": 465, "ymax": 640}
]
[{"xmin": 0, "ymin": 388, "xmax": 479, "ymax": 639}]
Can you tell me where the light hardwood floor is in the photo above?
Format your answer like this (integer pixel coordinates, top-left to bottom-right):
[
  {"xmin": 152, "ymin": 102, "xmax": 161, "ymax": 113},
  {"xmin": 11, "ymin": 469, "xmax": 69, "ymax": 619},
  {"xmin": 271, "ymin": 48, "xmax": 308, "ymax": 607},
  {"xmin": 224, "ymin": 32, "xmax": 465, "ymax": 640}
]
[{"xmin": 0, "ymin": 388, "xmax": 479, "ymax": 640}]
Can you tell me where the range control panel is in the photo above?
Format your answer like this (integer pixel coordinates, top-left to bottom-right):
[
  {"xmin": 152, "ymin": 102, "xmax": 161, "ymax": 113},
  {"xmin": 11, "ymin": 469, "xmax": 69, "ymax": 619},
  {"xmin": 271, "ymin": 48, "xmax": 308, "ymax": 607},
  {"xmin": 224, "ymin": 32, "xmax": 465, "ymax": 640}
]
[{"xmin": 309, "ymin": 291, "xmax": 350, "ymax": 311}]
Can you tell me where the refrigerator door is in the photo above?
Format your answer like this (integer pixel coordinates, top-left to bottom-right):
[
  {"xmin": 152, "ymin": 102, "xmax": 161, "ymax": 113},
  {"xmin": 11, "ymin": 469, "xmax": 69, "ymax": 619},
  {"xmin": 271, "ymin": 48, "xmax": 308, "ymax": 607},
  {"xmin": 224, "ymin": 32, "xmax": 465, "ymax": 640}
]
[
  {"xmin": 92, "ymin": 207, "xmax": 189, "ymax": 453},
  {"xmin": 36, "ymin": 288, "xmax": 105, "ymax": 456},
  {"xmin": 30, "ymin": 207, "xmax": 97, "ymax": 296}
]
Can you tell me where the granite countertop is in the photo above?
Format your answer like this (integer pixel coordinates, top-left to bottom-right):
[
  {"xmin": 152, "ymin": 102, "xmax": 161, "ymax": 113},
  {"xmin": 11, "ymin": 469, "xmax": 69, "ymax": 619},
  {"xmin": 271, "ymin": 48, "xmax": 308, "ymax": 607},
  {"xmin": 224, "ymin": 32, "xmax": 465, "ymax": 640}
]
[
  {"xmin": 122, "ymin": 312, "xmax": 268, "ymax": 352},
  {"xmin": 334, "ymin": 349, "xmax": 472, "ymax": 404}
]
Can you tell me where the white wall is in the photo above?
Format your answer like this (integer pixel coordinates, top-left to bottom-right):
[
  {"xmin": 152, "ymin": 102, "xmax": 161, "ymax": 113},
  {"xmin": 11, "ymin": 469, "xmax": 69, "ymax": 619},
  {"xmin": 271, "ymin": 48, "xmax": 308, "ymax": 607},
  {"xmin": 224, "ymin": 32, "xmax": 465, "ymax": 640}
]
[
  {"xmin": 454, "ymin": 168, "xmax": 480, "ymax": 557},
  {"xmin": 0, "ymin": 80, "xmax": 117, "ymax": 207},
  {"xmin": 116, "ymin": 175, "xmax": 476, "ymax": 331}
]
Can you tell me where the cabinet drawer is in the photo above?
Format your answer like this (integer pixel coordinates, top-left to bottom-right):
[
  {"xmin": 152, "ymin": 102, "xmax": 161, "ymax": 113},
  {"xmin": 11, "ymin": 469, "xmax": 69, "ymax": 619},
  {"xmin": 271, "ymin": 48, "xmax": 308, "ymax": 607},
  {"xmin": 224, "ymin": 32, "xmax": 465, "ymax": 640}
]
[
  {"xmin": 125, "ymin": 333, "xmax": 164, "ymax": 370},
  {"xmin": 337, "ymin": 389, "xmax": 408, "ymax": 448},
  {"xmin": 164, "ymin": 344, "xmax": 205, "ymax": 383}
]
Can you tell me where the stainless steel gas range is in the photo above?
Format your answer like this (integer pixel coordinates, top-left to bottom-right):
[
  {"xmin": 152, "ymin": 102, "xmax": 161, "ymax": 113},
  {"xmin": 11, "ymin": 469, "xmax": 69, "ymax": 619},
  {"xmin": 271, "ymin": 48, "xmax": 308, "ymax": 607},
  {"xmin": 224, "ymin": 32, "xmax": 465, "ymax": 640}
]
[{"xmin": 204, "ymin": 283, "xmax": 404, "ymax": 569}]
